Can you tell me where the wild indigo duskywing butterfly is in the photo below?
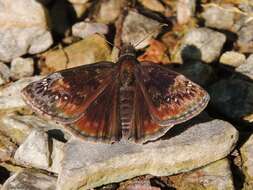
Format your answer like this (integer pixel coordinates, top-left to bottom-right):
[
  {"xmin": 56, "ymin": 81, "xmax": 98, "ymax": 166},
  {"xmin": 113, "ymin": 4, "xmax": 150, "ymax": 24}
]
[{"xmin": 21, "ymin": 43, "xmax": 209, "ymax": 143}]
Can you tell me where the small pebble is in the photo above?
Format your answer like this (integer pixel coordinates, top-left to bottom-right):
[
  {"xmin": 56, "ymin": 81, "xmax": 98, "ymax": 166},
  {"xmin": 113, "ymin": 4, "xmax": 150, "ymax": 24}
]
[{"xmin": 10, "ymin": 57, "xmax": 34, "ymax": 80}]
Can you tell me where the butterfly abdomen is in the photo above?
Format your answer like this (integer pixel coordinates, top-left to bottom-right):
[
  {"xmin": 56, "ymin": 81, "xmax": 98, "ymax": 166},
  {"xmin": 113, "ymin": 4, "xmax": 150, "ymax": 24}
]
[{"xmin": 119, "ymin": 86, "xmax": 135, "ymax": 139}]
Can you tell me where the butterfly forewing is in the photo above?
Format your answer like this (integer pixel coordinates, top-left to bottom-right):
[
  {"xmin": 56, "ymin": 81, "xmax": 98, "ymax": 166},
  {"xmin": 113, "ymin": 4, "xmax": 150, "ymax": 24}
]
[
  {"xmin": 135, "ymin": 62, "xmax": 209, "ymax": 126},
  {"xmin": 22, "ymin": 62, "xmax": 116, "ymax": 124}
]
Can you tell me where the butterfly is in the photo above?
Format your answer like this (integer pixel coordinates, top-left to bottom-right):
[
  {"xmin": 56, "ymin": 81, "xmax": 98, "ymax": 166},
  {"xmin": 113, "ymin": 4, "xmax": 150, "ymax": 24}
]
[{"xmin": 21, "ymin": 43, "xmax": 209, "ymax": 143}]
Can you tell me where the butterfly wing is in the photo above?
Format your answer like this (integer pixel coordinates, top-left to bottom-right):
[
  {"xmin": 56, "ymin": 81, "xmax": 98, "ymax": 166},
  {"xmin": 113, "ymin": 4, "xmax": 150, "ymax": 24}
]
[
  {"xmin": 21, "ymin": 62, "xmax": 117, "ymax": 124},
  {"xmin": 66, "ymin": 80, "xmax": 121, "ymax": 142},
  {"xmin": 135, "ymin": 61, "xmax": 209, "ymax": 127}
]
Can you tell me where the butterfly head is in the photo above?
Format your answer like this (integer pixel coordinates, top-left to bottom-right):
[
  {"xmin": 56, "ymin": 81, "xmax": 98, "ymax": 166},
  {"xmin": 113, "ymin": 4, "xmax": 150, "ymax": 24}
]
[{"xmin": 119, "ymin": 43, "xmax": 136, "ymax": 59}]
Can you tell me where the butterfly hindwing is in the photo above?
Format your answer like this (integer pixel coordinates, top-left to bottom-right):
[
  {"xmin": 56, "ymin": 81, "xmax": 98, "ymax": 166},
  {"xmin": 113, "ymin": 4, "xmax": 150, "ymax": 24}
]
[
  {"xmin": 66, "ymin": 79, "xmax": 121, "ymax": 142},
  {"xmin": 21, "ymin": 62, "xmax": 116, "ymax": 124},
  {"xmin": 135, "ymin": 62, "xmax": 209, "ymax": 126}
]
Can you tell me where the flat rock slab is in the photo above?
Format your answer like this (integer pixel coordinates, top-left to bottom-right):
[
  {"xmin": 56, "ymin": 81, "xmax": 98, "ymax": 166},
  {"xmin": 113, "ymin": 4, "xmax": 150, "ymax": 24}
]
[{"xmin": 58, "ymin": 119, "xmax": 238, "ymax": 190}]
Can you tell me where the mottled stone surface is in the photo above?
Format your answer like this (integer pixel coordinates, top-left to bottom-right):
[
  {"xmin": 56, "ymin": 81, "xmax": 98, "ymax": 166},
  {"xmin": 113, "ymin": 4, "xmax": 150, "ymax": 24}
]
[
  {"xmin": 0, "ymin": 0, "xmax": 53, "ymax": 62},
  {"xmin": 40, "ymin": 34, "xmax": 111, "ymax": 72},
  {"xmin": 0, "ymin": 132, "xmax": 17, "ymax": 162},
  {"xmin": 57, "ymin": 119, "xmax": 238, "ymax": 190},
  {"xmin": 236, "ymin": 54, "xmax": 253, "ymax": 80},
  {"xmin": 0, "ymin": 62, "xmax": 10, "ymax": 85},
  {"xmin": 0, "ymin": 76, "xmax": 42, "ymax": 110},
  {"xmin": 10, "ymin": 57, "xmax": 34, "ymax": 80},
  {"xmin": 2, "ymin": 169, "xmax": 56, "ymax": 190},
  {"xmin": 14, "ymin": 130, "xmax": 50, "ymax": 170},
  {"xmin": 121, "ymin": 11, "xmax": 161, "ymax": 49},
  {"xmin": 220, "ymin": 51, "xmax": 246, "ymax": 67}
]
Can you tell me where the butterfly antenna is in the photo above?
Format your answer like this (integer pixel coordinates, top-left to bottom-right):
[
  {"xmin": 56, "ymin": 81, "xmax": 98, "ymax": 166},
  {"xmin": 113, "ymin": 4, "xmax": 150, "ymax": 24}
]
[
  {"xmin": 95, "ymin": 33, "xmax": 119, "ymax": 50},
  {"xmin": 133, "ymin": 23, "xmax": 168, "ymax": 48}
]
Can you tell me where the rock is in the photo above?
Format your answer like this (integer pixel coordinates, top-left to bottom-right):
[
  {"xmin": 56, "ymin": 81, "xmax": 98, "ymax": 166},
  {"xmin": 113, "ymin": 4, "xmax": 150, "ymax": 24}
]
[
  {"xmin": 236, "ymin": 20, "xmax": 253, "ymax": 53},
  {"xmin": 121, "ymin": 11, "xmax": 161, "ymax": 49},
  {"xmin": 68, "ymin": 0, "xmax": 89, "ymax": 4},
  {"xmin": 220, "ymin": 51, "xmax": 246, "ymax": 67},
  {"xmin": 49, "ymin": 139, "xmax": 64, "ymax": 174},
  {"xmin": 2, "ymin": 169, "xmax": 56, "ymax": 190},
  {"xmin": 0, "ymin": 62, "xmax": 10, "ymax": 85},
  {"xmin": 72, "ymin": 3, "xmax": 90, "ymax": 19},
  {"xmin": 177, "ymin": 0, "xmax": 196, "ymax": 24},
  {"xmin": 94, "ymin": 0, "xmax": 126, "ymax": 24},
  {"xmin": 176, "ymin": 28, "xmax": 226, "ymax": 63},
  {"xmin": 202, "ymin": 5, "xmax": 235, "ymax": 30},
  {"xmin": 57, "ymin": 119, "xmax": 238, "ymax": 190},
  {"xmin": 167, "ymin": 159, "xmax": 234, "ymax": 189},
  {"xmin": 72, "ymin": 22, "xmax": 108, "ymax": 39},
  {"xmin": 0, "ymin": 0, "xmax": 53, "ymax": 62},
  {"xmin": 0, "ymin": 132, "xmax": 17, "ymax": 162},
  {"xmin": 240, "ymin": 133, "xmax": 253, "ymax": 189},
  {"xmin": 138, "ymin": 0, "xmax": 165, "ymax": 13},
  {"xmin": 138, "ymin": 39, "xmax": 170, "ymax": 64},
  {"xmin": 14, "ymin": 130, "xmax": 50, "ymax": 170},
  {"xmin": 208, "ymin": 78, "xmax": 253, "ymax": 123},
  {"xmin": 236, "ymin": 54, "xmax": 253, "ymax": 80},
  {"xmin": 0, "ymin": 114, "xmax": 69, "ymax": 145},
  {"xmin": 118, "ymin": 176, "xmax": 158, "ymax": 190},
  {"xmin": 40, "ymin": 34, "xmax": 111, "ymax": 73},
  {"xmin": 0, "ymin": 76, "xmax": 42, "ymax": 110},
  {"xmin": 10, "ymin": 57, "xmax": 34, "ymax": 80}
]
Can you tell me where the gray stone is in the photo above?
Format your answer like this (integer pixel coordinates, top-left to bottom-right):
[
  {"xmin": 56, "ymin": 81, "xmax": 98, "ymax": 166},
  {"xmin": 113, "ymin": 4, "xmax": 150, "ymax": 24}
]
[
  {"xmin": 122, "ymin": 11, "xmax": 161, "ymax": 49},
  {"xmin": 240, "ymin": 133, "xmax": 253, "ymax": 189},
  {"xmin": 220, "ymin": 51, "xmax": 246, "ymax": 67},
  {"xmin": 0, "ymin": 0, "xmax": 53, "ymax": 62},
  {"xmin": 0, "ymin": 132, "xmax": 17, "ymax": 162},
  {"xmin": 0, "ymin": 76, "xmax": 42, "ymax": 110},
  {"xmin": 2, "ymin": 169, "xmax": 56, "ymax": 190},
  {"xmin": 236, "ymin": 20, "xmax": 253, "ymax": 53},
  {"xmin": 177, "ymin": 0, "xmax": 196, "ymax": 24},
  {"xmin": 14, "ymin": 130, "xmax": 50, "ymax": 170},
  {"xmin": 94, "ymin": 0, "xmax": 126, "ymax": 24},
  {"xmin": 202, "ymin": 5, "xmax": 235, "ymax": 30},
  {"xmin": 176, "ymin": 28, "xmax": 226, "ymax": 63},
  {"xmin": 208, "ymin": 78, "xmax": 253, "ymax": 123},
  {"xmin": 0, "ymin": 62, "xmax": 10, "ymax": 85},
  {"xmin": 138, "ymin": 0, "xmax": 165, "ymax": 13},
  {"xmin": 236, "ymin": 54, "xmax": 253, "ymax": 79},
  {"xmin": 0, "ymin": 114, "xmax": 69, "ymax": 145},
  {"xmin": 10, "ymin": 57, "xmax": 34, "ymax": 80},
  {"xmin": 57, "ymin": 119, "xmax": 238, "ymax": 190},
  {"xmin": 167, "ymin": 159, "xmax": 235, "ymax": 190},
  {"xmin": 72, "ymin": 22, "xmax": 108, "ymax": 39}
]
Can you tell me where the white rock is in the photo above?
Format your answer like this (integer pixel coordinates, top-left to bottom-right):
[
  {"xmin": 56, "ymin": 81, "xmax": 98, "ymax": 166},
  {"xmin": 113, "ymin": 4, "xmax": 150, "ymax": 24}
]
[
  {"xmin": 14, "ymin": 130, "xmax": 50, "ymax": 169},
  {"xmin": 2, "ymin": 169, "xmax": 56, "ymax": 190},
  {"xmin": 57, "ymin": 119, "xmax": 238, "ymax": 190},
  {"xmin": 0, "ymin": 62, "xmax": 10, "ymax": 85},
  {"xmin": 236, "ymin": 54, "xmax": 253, "ymax": 80},
  {"xmin": 49, "ymin": 139, "xmax": 65, "ymax": 174},
  {"xmin": 177, "ymin": 0, "xmax": 196, "ymax": 24},
  {"xmin": 11, "ymin": 57, "xmax": 34, "ymax": 80},
  {"xmin": 220, "ymin": 51, "xmax": 246, "ymax": 67},
  {"xmin": 0, "ymin": 76, "xmax": 42, "ymax": 110},
  {"xmin": 138, "ymin": 0, "xmax": 165, "ymax": 13},
  {"xmin": 122, "ymin": 11, "xmax": 161, "ymax": 49},
  {"xmin": 0, "ymin": 0, "xmax": 53, "ymax": 62},
  {"xmin": 72, "ymin": 22, "xmax": 108, "ymax": 39},
  {"xmin": 240, "ymin": 133, "xmax": 253, "ymax": 189},
  {"xmin": 168, "ymin": 159, "xmax": 234, "ymax": 189},
  {"xmin": 177, "ymin": 28, "xmax": 226, "ymax": 63}
]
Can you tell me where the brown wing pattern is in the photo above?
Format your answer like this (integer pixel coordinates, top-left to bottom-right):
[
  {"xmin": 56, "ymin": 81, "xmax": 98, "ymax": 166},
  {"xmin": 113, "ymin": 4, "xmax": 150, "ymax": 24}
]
[
  {"xmin": 135, "ymin": 62, "xmax": 209, "ymax": 126},
  {"xmin": 22, "ymin": 62, "xmax": 116, "ymax": 124},
  {"xmin": 129, "ymin": 83, "xmax": 174, "ymax": 143},
  {"xmin": 66, "ymin": 80, "xmax": 120, "ymax": 142}
]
